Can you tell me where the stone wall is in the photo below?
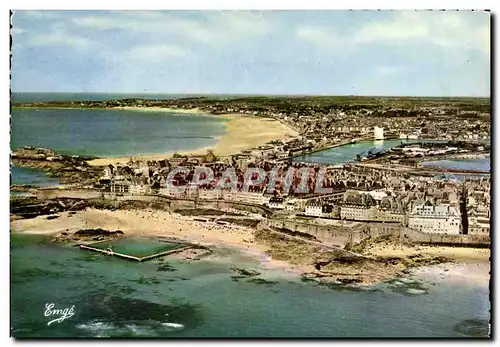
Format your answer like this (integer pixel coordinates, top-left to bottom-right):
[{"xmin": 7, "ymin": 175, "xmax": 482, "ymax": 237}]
[
  {"xmin": 35, "ymin": 188, "xmax": 490, "ymax": 248},
  {"xmin": 263, "ymin": 218, "xmax": 490, "ymax": 247},
  {"xmin": 36, "ymin": 188, "xmax": 272, "ymax": 216}
]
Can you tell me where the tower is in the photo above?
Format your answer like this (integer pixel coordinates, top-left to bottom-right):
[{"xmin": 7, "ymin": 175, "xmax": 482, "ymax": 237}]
[{"xmin": 374, "ymin": 126, "xmax": 385, "ymax": 140}]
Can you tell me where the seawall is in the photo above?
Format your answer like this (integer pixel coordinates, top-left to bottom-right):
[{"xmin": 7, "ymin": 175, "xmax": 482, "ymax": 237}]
[
  {"xmin": 262, "ymin": 218, "xmax": 490, "ymax": 248},
  {"xmin": 35, "ymin": 188, "xmax": 490, "ymax": 248}
]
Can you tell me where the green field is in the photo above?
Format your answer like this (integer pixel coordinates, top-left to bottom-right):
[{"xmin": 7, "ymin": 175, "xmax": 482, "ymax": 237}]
[{"xmin": 87, "ymin": 238, "xmax": 187, "ymax": 258}]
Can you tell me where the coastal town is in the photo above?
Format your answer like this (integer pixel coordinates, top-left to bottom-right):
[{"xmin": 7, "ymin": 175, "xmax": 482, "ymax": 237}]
[
  {"xmin": 11, "ymin": 96, "xmax": 491, "ymax": 285},
  {"xmin": 9, "ymin": 9, "xmax": 492, "ymax": 339}
]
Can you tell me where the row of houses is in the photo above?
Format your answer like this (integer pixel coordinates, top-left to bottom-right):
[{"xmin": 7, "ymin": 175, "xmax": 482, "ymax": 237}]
[
  {"xmin": 299, "ymin": 199, "xmax": 461, "ymax": 234},
  {"xmin": 466, "ymin": 179, "xmax": 490, "ymax": 235}
]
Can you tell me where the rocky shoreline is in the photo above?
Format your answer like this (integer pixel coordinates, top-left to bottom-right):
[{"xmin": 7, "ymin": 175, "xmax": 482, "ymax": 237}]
[
  {"xmin": 11, "ymin": 147, "xmax": 101, "ymax": 185},
  {"xmin": 254, "ymin": 229, "xmax": 457, "ymax": 286}
]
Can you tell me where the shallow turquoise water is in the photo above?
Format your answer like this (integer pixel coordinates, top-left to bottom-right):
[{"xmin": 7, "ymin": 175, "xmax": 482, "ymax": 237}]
[
  {"xmin": 11, "ymin": 108, "xmax": 228, "ymax": 157},
  {"xmin": 292, "ymin": 139, "xmax": 446, "ymax": 164},
  {"xmin": 10, "ymin": 234, "xmax": 490, "ymax": 338}
]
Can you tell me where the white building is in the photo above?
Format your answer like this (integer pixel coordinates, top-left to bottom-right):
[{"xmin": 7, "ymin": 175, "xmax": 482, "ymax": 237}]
[
  {"xmin": 103, "ymin": 165, "xmax": 114, "ymax": 179},
  {"xmin": 368, "ymin": 190, "xmax": 388, "ymax": 202},
  {"xmin": 222, "ymin": 191, "xmax": 268, "ymax": 205},
  {"xmin": 374, "ymin": 126, "xmax": 385, "ymax": 140},
  {"xmin": 408, "ymin": 201, "xmax": 461, "ymax": 234},
  {"xmin": 129, "ymin": 183, "xmax": 152, "ymax": 195},
  {"xmin": 468, "ymin": 216, "xmax": 490, "ymax": 235},
  {"xmin": 268, "ymin": 197, "xmax": 285, "ymax": 209},
  {"xmin": 198, "ymin": 189, "xmax": 223, "ymax": 200},
  {"xmin": 285, "ymin": 200, "xmax": 297, "ymax": 211},
  {"xmin": 110, "ymin": 183, "xmax": 130, "ymax": 193},
  {"xmin": 305, "ymin": 202, "xmax": 322, "ymax": 217},
  {"xmin": 159, "ymin": 186, "xmax": 185, "ymax": 198},
  {"xmin": 340, "ymin": 205, "xmax": 376, "ymax": 221}
]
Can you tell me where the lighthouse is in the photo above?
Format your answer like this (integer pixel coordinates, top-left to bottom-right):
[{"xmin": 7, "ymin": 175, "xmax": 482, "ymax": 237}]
[{"xmin": 374, "ymin": 126, "xmax": 385, "ymax": 140}]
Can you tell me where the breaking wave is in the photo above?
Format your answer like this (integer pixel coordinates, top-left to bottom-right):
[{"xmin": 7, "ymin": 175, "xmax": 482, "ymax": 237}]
[{"xmin": 76, "ymin": 319, "xmax": 185, "ymax": 337}]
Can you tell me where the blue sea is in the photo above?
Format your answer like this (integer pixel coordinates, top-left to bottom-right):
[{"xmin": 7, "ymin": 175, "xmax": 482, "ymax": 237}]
[
  {"xmin": 10, "ymin": 234, "xmax": 491, "ymax": 338},
  {"xmin": 11, "ymin": 108, "xmax": 228, "ymax": 157},
  {"xmin": 11, "ymin": 166, "xmax": 59, "ymax": 187}
]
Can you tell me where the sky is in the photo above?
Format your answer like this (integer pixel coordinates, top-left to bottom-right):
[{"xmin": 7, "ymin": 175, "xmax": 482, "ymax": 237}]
[{"xmin": 10, "ymin": 10, "xmax": 491, "ymax": 96}]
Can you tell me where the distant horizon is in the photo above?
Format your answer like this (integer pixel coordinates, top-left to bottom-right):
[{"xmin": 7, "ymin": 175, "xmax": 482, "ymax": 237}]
[{"xmin": 10, "ymin": 91, "xmax": 491, "ymax": 99}]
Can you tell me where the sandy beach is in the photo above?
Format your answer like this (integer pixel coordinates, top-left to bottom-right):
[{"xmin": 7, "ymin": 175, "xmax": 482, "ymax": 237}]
[
  {"xmin": 10, "ymin": 208, "xmax": 255, "ymax": 246},
  {"xmin": 86, "ymin": 108, "xmax": 298, "ymax": 166},
  {"xmin": 10, "ymin": 208, "xmax": 491, "ymax": 284},
  {"xmin": 10, "ymin": 208, "xmax": 313, "ymax": 275},
  {"xmin": 114, "ymin": 106, "xmax": 206, "ymax": 114},
  {"xmin": 11, "ymin": 208, "xmax": 279, "ymax": 262}
]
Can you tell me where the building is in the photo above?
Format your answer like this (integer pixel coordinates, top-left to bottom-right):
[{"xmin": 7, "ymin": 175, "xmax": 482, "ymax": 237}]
[
  {"xmin": 408, "ymin": 201, "xmax": 461, "ymax": 234},
  {"xmin": 374, "ymin": 126, "xmax": 385, "ymax": 140},
  {"xmin": 129, "ymin": 183, "xmax": 152, "ymax": 195},
  {"xmin": 103, "ymin": 164, "xmax": 114, "ymax": 179},
  {"xmin": 468, "ymin": 217, "xmax": 490, "ymax": 235},
  {"xmin": 110, "ymin": 182, "xmax": 130, "ymax": 193},
  {"xmin": 340, "ymin": 205, "xmax": 376, "ymax": 221},
  {"xmin": 222, "ymin": 191, "xmax": 268, "ymax": 205},
  {"xmin": 198, "ymin": 188, "xmax": 223, "ymax": 200},
  {"xmin": 268, "ymin": 197, "xmax": 285, "ymax": 209},
  {"xmin": 305, "ymin": 202, "xmax": 322, "ymax": 217}
]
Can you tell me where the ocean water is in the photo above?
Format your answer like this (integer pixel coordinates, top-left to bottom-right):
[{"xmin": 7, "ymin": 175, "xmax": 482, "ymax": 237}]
[
  {"xmin": 12, "ymin": 93, "xmax": 201, "ymax": 103},
  {"xmin": 11, "ymin": 92, "xmax": 267, "ymax": 103},
  {"xmin": 11, "ymin": 166, "xmax": 59, "ymax": 187},
  {"xmin": 11, "ymin": 108, "xmax": 228, "ymax": 157},
  {"xmin": 292, "ymin": 139, "xmax": 447, "ymax": 164},
  {"xmin": 10, "ymin": 234, "xmax": 490, "ymax": 338}
]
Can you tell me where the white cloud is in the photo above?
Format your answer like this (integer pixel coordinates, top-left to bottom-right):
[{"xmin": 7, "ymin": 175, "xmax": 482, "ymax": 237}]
[
  {"xmin": 375, "ymin": 66, "xmax": 404, "ymax": 76},
  {"xmin": 10, "ymin": 28, "xmax": 26, "ymax": 35},
  {"xmin": 127, "ymin": 44, "xmax": 190, "ymax": 62},
  {"xmin": 296, "ymin": 25, "xmax": 351, "ymax": 55},
  {"xmin": 355, "ymin": 11, "xmax": 490, "ymax": 55},
  {"xmin": 71, "ymin": 11, "xmax": 270, "ymax": 45},
  {"xmin": 296, "ymin": 11, "xmax": 490, "ymax": 56},
  {"xmin": 29, "ymin": 31, "xmax": 94, "ymax": 48}
]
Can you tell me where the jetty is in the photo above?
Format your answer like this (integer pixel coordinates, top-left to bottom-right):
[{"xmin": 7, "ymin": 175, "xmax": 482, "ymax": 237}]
[{"xmin": 79, "ymin": 243, "xmax": 195, "ymax": 262}]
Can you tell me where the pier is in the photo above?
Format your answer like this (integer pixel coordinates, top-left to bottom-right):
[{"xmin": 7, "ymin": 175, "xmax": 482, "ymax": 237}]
[{"xmin": 79, "ymin": 243, "xmax": 195, "ymax": 262}]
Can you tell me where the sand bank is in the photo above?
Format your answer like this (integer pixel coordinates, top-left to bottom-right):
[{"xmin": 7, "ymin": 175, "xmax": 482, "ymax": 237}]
[
  {"xmin": 114, "ymin": 106, "xmax": 205, "ymax": 114},
  {"xmin": 86, "ymin": 111, "xmax": 298, "ymax": 166}
]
